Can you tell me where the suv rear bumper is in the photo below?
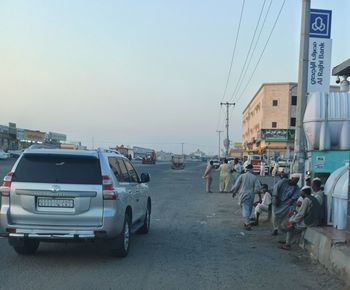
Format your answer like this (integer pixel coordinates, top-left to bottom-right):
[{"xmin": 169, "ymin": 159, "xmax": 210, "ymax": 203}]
[
  {"xmin": 7, "ymin": 230, "xmax": 96, "ymax": 239},
  {"xmin": 0, "ymin": 205, "xmax": 125, "ymax": 240}
]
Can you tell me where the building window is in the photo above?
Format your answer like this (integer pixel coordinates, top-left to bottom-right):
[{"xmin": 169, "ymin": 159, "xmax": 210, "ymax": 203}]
[
  {"xmin": 272, "ymin": 100, "xmax": 278, "ymax": 106},
  {"xmin": 272, "ymin": 122, "xmax": 277, "ymax": 128},
  {"xmin": 290, "ymin": 117, "xmax": 296, "ymax": 127},
  {"xmin": 291, "ymin": 95, "xmax": 297, "ymax": 106}
]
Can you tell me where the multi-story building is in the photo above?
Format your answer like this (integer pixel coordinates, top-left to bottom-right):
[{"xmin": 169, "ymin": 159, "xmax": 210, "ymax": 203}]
[
  {"xmin": 242, "ymin": 83, "xmax": 297, "ymax": 159},
  {"xmin": 242, "ymin": 82, "xmax": 339, "ymax": 160}
]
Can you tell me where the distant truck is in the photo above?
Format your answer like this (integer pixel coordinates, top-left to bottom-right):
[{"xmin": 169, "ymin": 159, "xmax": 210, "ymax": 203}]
[
  {"xmin": 115, "ymin": 145, "xmax": 133, "ymax": 160},
  {"xmin": 171, "ymin": 155, "xmax": 185, "ymax": 170},
  {"xmin": 247, "ymin": 154, "xmax": 268, "ymax": 174},
  {"xmin": 142, "ymin": 151, "xmax": 156, "ymax": 164}
]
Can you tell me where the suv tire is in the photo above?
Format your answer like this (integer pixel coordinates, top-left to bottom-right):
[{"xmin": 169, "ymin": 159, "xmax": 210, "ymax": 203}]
[
  {"xmin": 11, "ymin": 239, "xmax": 40, "ymax": 255},
  {"xmin": 137, "ymin": 203, "xmax": 151, "ymax": 234},
  {"xmin": 110, "ymin": 214, "xmax": 131, "ymax": 257}
]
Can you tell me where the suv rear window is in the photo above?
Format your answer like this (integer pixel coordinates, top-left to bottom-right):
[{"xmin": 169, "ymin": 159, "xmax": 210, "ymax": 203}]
[{"xmin": 12, "ymin": 154, "xmax": 102, "ymax": 184}]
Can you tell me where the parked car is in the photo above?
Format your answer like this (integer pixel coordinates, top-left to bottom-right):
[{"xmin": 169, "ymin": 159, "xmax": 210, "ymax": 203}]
[
  {"xmin": 211, "ymin": 159, "xmax": 220, "ymax": 169},
  {"xmin": 277, "ymin": 159, "xmax": 292, "ymax": 173},
  {"xmin": 0, "ymin": 148, "xmax": 151, "ymax": 257},
  {"xmin": 0, "ymin": 150, "xmax": 10, "ymax": 160},
  {"xmin": 7, "ymin": 149, "xmax": 24, "ymax": 158}
]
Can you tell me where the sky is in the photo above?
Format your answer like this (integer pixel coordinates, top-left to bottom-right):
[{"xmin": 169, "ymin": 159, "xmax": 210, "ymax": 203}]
[{"xmin": 0, "ymin": 0, "xmax": 349, "ymax": 154}]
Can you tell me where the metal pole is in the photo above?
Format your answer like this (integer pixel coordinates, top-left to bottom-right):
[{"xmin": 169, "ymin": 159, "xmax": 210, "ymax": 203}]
[
  {"xmin": 293, "ymin": 0, "xmax": 310, "ymax": 178},
  {"xmin": 216, "ymin": 130, "xmax": 223, "ymax": 159},
  {"xmin": 181, "ymin": 143, "xmax": 184, "ymax": 155},
  {"xmin": 220, "ymin": 102, "xmax": 235, "ymax": 157},
  {"xmin": 348, "ymin": 161, "xmax": 350, "ymax": 236},
  {"xmin": 226, "ymin": 104, "xmax": 229, "ymax": 157}
]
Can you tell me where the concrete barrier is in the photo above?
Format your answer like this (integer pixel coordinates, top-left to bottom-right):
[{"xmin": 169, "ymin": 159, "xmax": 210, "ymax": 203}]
[{"xmin": 303, "ymin": 227, "xmax": 350, "ymax": 285}]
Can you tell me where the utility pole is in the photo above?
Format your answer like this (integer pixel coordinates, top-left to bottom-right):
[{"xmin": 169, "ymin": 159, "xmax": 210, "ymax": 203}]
[
  {"xmin": 220, "ymin": 102, "xmax": 235, "ymax": 157},
  {"xmin": 293, "ymin": 0, "xmax": 310, "ymax": 178},
  {"xmin": 216, "ymin": 130, "xmax": 223, "ymax": 159}
]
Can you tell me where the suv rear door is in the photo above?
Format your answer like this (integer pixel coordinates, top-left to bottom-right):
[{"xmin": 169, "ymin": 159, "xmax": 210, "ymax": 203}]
[{"xmin": 10, "ymin": 153, "xmax": 104, "ymax": 227}]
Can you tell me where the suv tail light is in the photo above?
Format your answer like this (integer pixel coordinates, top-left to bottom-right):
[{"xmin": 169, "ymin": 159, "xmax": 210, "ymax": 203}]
[
  {"xmin": 102, "ymin": 175, "xmax": 117, "ymax": 200},
  {"xmin": 1, "ymin": 172, "xmax": 14, "ymax": 196}
]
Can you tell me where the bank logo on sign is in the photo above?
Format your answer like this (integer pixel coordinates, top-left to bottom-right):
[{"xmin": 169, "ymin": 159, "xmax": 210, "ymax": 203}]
[{"xmin": 310, "ymin": 9, "xmax": 332, "ymax": 39}]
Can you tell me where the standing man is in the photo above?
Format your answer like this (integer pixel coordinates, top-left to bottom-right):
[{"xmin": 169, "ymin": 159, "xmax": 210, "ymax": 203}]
[
  {"xmin": 243, "ymin": 158, "xmax": 250, "ymax": 172},
  {"xmin": 260, "ymin": 160, "xmax": 266, "ymax": 176},
  {"xmin": 231, "ymin": 158, "xmax": 242, "ymax": 187},
  {"xmin": 231, "ymin": 164, "xmax": 261, "ymax": 230},
  {"xmin": 272, "ymin": 162, "xmax": 279, "ymax": 177},
  {"xmin": 203, "ymin": 160, "xmax": 214, "ymax": 193},
  {"xmin": 218, "ymin": 159, "xmax": 231, "ymax": 193},
  {"xmin": 311, "ymin": 177, "xmax": 324, "ymax": 206},
  {"xmin": 272, "ymin": 173, "xmax": 300, "ymax": 235},
  {"xmin": 311, "ymin": 177, "xmax": 325, "ymax": 224}
]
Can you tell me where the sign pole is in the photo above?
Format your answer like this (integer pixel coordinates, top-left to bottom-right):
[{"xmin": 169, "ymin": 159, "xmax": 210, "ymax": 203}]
[{"xmin": 293, "ymin": 0, "xmax": 310, "ymax": 177}]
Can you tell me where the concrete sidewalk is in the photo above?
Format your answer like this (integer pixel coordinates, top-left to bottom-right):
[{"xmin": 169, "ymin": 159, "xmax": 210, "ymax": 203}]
[{"xmin": 303, "ymin": 226, "xmax": 350, "ymax": 286}]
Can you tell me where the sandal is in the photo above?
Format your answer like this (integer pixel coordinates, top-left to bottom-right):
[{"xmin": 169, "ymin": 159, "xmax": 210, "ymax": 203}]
[
  {"xmin": 279, "ymin": 244, "xmax": 291, "ymax": 250},
  {"xmin": 244, "ymin": 224, "xmax": 252, "ymax": 231}
]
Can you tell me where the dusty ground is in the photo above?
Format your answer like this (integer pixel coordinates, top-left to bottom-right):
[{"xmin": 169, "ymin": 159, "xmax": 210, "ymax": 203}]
[{"xmin": 0, "ymin": 160, "xmax": 346, "ymax": 290}]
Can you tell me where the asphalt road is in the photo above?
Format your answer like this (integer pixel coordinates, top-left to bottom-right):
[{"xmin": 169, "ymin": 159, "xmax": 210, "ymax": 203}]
[{"xmin": 0, "ymin": 159, "xmax": 345, "ymax": 290}]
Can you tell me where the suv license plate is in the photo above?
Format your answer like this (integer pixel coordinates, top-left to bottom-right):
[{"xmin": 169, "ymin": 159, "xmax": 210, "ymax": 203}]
[{"xmin": 37, "ymin": 198, "xmax": 74, "ymax": 208}]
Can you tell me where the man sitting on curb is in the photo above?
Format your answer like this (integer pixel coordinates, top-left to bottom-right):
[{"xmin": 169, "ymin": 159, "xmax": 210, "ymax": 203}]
[
  {"xmin": 252, "ymin": 184, "xmax": 272, "ymax": 226},
  {"xmin": 279, "ymin": 186, "xmax": 322, "ymax": 250}
]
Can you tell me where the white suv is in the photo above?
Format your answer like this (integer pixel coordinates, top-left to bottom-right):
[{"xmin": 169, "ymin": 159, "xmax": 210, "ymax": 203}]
[{"xmin": 0, "ymin": 148, "xmax": 151, "ymax": 257}]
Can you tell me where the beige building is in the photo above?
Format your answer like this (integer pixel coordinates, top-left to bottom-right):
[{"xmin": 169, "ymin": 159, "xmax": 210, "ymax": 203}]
[
  {"xmin": 242, "ymin": 82, "xmax": 339, "ymax": 160},
  {"xmin": 242, "ymin": 82, "xmax": 298, "ymax": 159}
]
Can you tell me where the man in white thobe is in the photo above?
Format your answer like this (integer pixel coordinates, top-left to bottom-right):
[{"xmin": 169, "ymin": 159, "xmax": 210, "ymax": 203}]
[
  {"xmin": 218, "ymin": 159, "xmax": 231, "ymax": 192},
  {"xmin": 231, "ymin": 164, "xmax": 261, "ymax": 230}
]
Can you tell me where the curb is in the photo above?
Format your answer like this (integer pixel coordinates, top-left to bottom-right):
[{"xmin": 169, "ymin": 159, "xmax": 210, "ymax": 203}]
[{"xmin": 302, "ymin": 227, "xmax": 350, "ymax": 285}]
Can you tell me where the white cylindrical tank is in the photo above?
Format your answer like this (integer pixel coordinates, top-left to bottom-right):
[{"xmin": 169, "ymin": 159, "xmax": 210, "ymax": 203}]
[
  {"xmin": 324, "ymin": 164, "xmax": 349, "ymax": 230},
  {"xmin": 304, "ymin": 92, "xmax": 350, "ymax": 151}
]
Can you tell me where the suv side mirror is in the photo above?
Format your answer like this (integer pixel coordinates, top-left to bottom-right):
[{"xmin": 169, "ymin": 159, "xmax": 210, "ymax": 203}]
[{"xmin": 140, "ymin": 173, "xmax": 150, "ymax": 183}]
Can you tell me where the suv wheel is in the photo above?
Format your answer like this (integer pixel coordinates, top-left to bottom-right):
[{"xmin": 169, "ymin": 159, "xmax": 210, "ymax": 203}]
[
  {"xmin": 11, "ymin": 239, "xmax": 40, "ymax": 255},
  {"xmin": 110, "ymin": 214, "xmax": 131, "ymax": 257},
  {"xmin": 137, "ymin": 203, "xmax": 151, "ymax": 234}
]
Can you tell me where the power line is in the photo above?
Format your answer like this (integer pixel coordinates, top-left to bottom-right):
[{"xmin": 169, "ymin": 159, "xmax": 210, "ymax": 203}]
[
  {"xmin": 234, "ymin": 0, "xmax": 287, "ymax": 104},
  {"xmin": 230, "ymin": 0, "xmax": 267, "ymax": 101},
  {"xmin": 231, "ymin": 0, "xmax": 273, "ymax": 103},
  {"xmin": 220, "ymin": 0, "xmax": 246, "ymax": 103}
]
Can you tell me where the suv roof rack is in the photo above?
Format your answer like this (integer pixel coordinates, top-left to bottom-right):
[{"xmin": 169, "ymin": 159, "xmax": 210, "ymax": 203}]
[
  {"xmin": 96, "ymin": 148, "xmax": 122, "ymax": 155},
  {"xmin": 28, "ymin": 144, "xmax": 60, "ymax": 150}
]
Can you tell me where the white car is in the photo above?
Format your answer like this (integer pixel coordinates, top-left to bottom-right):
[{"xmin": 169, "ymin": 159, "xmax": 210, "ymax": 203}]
[
  {"xmin": 0, "ymin": 150, "xmax": 10, "ymax": 160},
  {"xmin": 7, "ymin": 149, "xmax": 24, "ymax": 158}
]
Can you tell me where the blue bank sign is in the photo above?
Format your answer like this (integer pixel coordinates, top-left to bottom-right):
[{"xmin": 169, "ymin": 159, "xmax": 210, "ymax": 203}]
[
  {"xmin": 310, "ymin": 9, "xmax": 332, "ymax": 39},
  {"xmin": 307, "ymin": 9, "xmax": 332, "ymax": 93}
]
